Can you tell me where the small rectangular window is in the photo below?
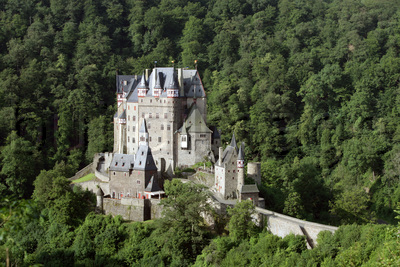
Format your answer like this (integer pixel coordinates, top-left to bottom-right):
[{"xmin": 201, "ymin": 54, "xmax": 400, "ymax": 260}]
[
  {"xmin": 132, "ymin": 138, "xmax": 135, "ymax": 143},
  {"xmin": 161, "ymin": 124, "xmax": 164, "ymax": 130},
  {"xmin": 133, "ymin": 116, "xmax": 136, "ymax": 121},
  {"xmin": 128, "ymin": 126, "xmax": 130, "ymax": 131},
  {"xmin": 148, "ymin": 123, "xmax": 151, "ymax": 129},
  {"xmin": 134, "ymin": 106, "xmax": 136, "ymax": 111},
  {"xmin": 128, "ymin": 115, "xmax": 130, "ymax": 121},
  {"xmin": 142, "ymin": 113, "xmax": 145, "ymax": 118},
  {"xmin": 158, "ymin": 137, "xmax": 161, "ymax": 142},
  {"xmin": 164, "ymin": 113, "xmax": 167, "ymax": 119},
  {"xmin": 149, "ymin": 113, "xmax": 152, "ymax": 118},
  {"xmin": 156, "ymin": 113, "xmax": 159, "ymax": 118},
  {"xmin": 133, "ymin": 126, "xmax": 136, "ymax": 132},
  {"xmin": 167, "ymin": 125, "xmax": 171, "ymax": 131}
]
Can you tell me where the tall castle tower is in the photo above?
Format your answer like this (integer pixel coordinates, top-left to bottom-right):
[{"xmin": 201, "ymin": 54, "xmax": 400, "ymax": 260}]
[{"xmin": 113, "ymin": 67, "xmax": 219, "ymax": 175}]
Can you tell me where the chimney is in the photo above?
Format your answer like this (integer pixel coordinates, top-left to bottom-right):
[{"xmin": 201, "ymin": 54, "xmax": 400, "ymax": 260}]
[
  {"xmin": 218, "ymin": 147, "xmax": 223, "ymax": 165},
  {"xmin": 153, "ymin": 68, "xmax": 157, "ymax": 88},
  {"xmin": 178, "ymin": 68, "xmax": 184, "ymax": 96},
  {"xmin": 145, "ymin": 69, "xmax": 149, "ymax": 81}
]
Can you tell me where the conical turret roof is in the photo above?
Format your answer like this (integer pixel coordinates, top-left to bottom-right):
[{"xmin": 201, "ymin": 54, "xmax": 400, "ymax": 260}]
[
  {"xmin": 230, "ymin": 133, "xmax": 238, "ymax": 152},
  {"xmin": 238, "ymin": 142, "xmax": 245, "ymax": 160},
  {"xmin": 137, "ymin": 72, "xmax": 148, "ymax": 89},
  {"xmin": 166, "ymin": 72, "xmax": 179, "ymax": 89},
  {"xmin": 154, "ymin": 72, "xmax": 162, "ymax": 89}
]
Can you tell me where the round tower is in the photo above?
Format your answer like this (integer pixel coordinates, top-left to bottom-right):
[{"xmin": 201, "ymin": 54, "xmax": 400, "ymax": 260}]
[
  {"xmin": 247, "ymin": 162, "xmax": 261, "ymax": 185},
  {"xmin": 96, "ymin": 187, "xmax": 104, "ymax": 213},
  {"xmin": 237, "ymin": 143, "xmax": 245, "ymax": 192}
]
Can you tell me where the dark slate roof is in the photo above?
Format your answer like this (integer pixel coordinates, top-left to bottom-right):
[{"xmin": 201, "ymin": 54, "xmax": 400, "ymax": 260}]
[
  {"xmin": 166, "ymin": 71, "xmax": 179, "ymax": 90},
  {"xmin": 216, "ymin": 134, "xmax": 240, "ymax": 167},
  {"xmin": 182, "ymin": 70, "xmax": 206, "ymax": 98},
  {"xmin": 218, "ymin": 146, "xmax": 236, "ymax": 167},
  {"xmin": 144, "ymin": 176, "xmax": 164, "ymax": 192},
  {"xmin": 230, "ymin": 134, "xmax": 238, "ymax": 151},
  {"xmin": 109, "ymin": 153, "xmax": 136, "ymax": 172},
  {"xmin": 120, "ymin": 68, "xmax": 206, "ymax": 99},
  {"xmin": 133, "ymin": 145, "xmax": 157, "ymax": 171},
  {"xmin": 184, "ymin": 103, "xmax": 212, "ymax": 133},
  {"xmin": 116, "ymin": 75, "xmax": 136, "ymax": 94},
  {"xmin": 210, "ymin": 126, "xmax": 221, "ymax": 139},
  {"xmin": 127, "ymin": 85, "xmax": 138, "ymax": 103},
  {"xmin": 240, "ymin": 184, "xmax": 259, "ymax": 194},
  {"xmin": 114, "ymin": 111, "xmax": 118, "ymax": 118},
  {"xmin": 238, "ymin": 142, "xmax": 245, "ymax": 160}
]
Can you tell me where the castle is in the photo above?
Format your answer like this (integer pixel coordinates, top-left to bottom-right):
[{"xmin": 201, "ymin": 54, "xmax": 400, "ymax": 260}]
[
  {"xmin": 87, "ymin": 67, "xmax": 262, "ymax": 221},
  {"xmin": 114, "ymin": 67, "xmax": 220, "ymax": 175}
]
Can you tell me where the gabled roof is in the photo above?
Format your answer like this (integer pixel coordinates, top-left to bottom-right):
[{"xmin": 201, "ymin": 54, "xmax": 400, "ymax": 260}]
[
  {"xmin": 109, "ymin": 153, "xmax": 136, "ymax": 172},
  {"xmin": 183, "ymin": 103, "xmax": 212, "ymax": 134},
  {"xmin": 133, "ymin": 145, "xmax": 157, "ymax": 171},
  {"xmin": 144, "ymin": 176, "xmax": 163, "ymax": 192}
]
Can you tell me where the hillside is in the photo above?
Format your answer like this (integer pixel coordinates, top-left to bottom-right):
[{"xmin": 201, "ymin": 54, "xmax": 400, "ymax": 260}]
[{"xmin": 1, "ymin": 0, "xmax": 400, "ymax": 264}]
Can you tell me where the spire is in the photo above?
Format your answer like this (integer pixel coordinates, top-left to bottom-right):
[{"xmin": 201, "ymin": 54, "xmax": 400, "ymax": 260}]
[
  {"xmin": 139, "ymin": 119, "xmax": 149, "ymax": 146},
  {"xmin": 230, "ymin": 133, "xmax": 238, "ymax": 151},
  {"xmin": 154, "ymin": 72, "xmax": 162, "ymax": 89},
  {"xmin": 166, "ymin": 71, "xmax": 180, "ymax": 98},
  {"xmin": 167, "ymin": 72, "xmax": 179, "ymax": 90},
  {"xmin": 138, "ymin": 72, "xmax": 149, "ymax": 97},
  {"xmin": 138, "ymin": 72, "xmax": 148, "ymax": 89},
  {"xmin": 238, "ymin": 142, "xmax": 244, "ymax": 160}
]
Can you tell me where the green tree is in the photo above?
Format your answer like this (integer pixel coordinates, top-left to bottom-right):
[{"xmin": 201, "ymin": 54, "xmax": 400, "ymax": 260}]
[
  {"xmin": 227, "ymin": 200, "xmax": 259, "ymax": 242},
  {"xmin": 155, "ymin": 179, "xmax": 211, "ymax": 264},
  {"xmin": 0, "ymin": 131, "xmax": 39, "ymax": 198}
]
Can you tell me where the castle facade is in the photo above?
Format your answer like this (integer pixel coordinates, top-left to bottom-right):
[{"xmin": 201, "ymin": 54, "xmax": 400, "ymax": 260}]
[{"xmin": 114, "ymin": 67, "xmax": 220, "ymax": 174}]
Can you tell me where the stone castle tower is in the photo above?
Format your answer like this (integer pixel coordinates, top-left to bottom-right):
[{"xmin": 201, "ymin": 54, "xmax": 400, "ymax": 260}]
[{"xmin": 114, "ymin": 67, "xmax": 220, "ymax": 174}]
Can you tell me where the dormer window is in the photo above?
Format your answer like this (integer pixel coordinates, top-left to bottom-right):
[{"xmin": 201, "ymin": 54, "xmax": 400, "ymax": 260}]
[
  {"xmin": 122, "ymin": 163, "xmax": 125, "ymax": 167},
  {"xmin": 142, "ymin": 151, "xmax": 144, "ymax": 155},
  {"xmin": 115, "ymin": 162, "xmax": 118, "ymax": 166},
  {"xmin": 139, "ymin": 161, "xmax": 142, "ymax": 165}
]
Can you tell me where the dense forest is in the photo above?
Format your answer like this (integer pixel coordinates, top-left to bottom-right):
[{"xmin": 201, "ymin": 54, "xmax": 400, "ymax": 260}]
[{"xmin": 1, "ymin": 0, "xmax": 400, "ymax": 265}]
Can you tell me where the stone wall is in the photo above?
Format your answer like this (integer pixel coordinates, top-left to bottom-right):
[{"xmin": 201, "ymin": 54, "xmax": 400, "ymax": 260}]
[
  {"xmin": 102, "ymin": 197, "xmax": 164, "ymax": 221},
  {"xmin": 256, "ymin": 207, "xmax": 338, "ymax": 248},
  {"xmin": 103, "ymin": 198, "xmax": 146, "ymax": 221}
]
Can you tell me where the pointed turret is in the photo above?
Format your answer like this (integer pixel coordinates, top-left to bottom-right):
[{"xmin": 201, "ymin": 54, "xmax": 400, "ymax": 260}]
[
  {"xmin": 237, "ymin": 142, "xmax": 245, "ymax": 167},
  {"xmin": 153, "ymin": 70, "xmax": 162, "ymax": 97},
  {"xmin": 167, "ymin": 71, "xmax": 179, "ymax": 98},
  {"xmin": 139, "ymin": 119, "xmax": 149, "ymax": 146},
  {"xmin": 138, "ymin": 72, "xmax": 149, "ymax": 97},
  {"xmin": 230, "ymin": 133, "xmax": 238, "ymax": 152}
]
